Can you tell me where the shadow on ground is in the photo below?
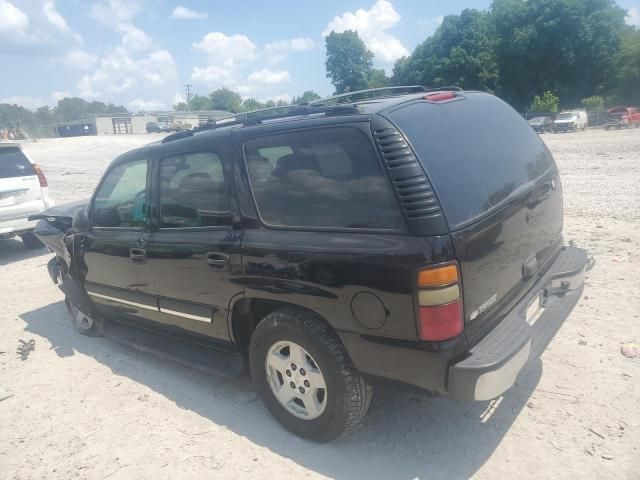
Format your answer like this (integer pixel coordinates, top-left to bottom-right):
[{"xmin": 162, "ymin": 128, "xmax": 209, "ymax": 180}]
[
  {"xmin": 21, "ymin": 302, "xmax": 542, "ymax": 479},
  {"xmin": 0, "ymin": 238, "xmax": 48, "ymax": 266}
]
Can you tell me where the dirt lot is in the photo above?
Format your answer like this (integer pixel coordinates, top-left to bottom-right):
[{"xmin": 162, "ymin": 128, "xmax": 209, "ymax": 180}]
[{"xmin": 1, "ymin": 129, "xmax": 639, "ymax": 479}]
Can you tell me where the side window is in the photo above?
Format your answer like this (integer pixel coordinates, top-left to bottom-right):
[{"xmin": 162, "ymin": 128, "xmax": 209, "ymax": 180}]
[
  {"xmin": 244, "ymin": 127, "xmax": 404, "ymax": 230},
  {"xmin": 92, "ymin": 159, "xmax": 148, "ymax": 228},
  {"xmin": 159, "ymin": 152, "xmax": 232, "ymax": 228}
]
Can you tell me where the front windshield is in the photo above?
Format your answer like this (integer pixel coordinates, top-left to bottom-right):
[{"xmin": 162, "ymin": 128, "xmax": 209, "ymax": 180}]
[
  {"xmin": 557, "ymin": 113, "xmax": 576, "ymax": 120},
  {"xmin": 529, "ymin": 117, "xmax": 544, "ymax": 124}
]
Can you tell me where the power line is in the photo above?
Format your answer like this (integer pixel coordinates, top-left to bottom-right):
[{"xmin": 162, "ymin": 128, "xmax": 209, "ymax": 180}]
[{"xmin": 184, "ymin": 84, "xmax": 192, "ymax": 111}]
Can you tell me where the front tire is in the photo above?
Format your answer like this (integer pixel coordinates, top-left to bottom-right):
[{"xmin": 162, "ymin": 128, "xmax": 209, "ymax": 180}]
[
  {"xmin": 250, "ymin": 307, "xmax": 371, "ymax": 442},
  {"xmin": 20, "ymin": 232, "xmax": 44, "ymax": 249},
  {"xmin": 65, "ymin": 297, "xmax": 103, "ymax": 336}
]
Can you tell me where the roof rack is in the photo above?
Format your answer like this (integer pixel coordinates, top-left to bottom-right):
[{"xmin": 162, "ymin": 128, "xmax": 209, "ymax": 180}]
[
  {"xmin": 308, "ymin": 85, "xmax": 463, "ymax": 106},
  {"xmin": 160, "ymin": 85, "xmax": 463, "ymax": 143},
  {"xmin": 162, "ymin": 103, "xmax": 357, "ymax": 143}
]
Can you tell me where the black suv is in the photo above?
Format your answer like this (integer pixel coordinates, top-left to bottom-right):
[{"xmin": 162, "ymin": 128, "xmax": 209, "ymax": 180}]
[{"xmin": 33, "ymin": 87, "xmax": 588, "ymax": 442}]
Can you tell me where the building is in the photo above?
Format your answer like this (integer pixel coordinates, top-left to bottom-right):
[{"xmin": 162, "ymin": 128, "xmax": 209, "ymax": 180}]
[{"xmin": 94, "ymin": 110, "xmax": 233, "ymax": 135}]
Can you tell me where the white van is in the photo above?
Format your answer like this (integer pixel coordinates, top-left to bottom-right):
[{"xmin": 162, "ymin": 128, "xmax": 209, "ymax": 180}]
[
  {"xmin": 553, "ymin": 110, "xmax": 588, "ymax": 132},
  {"xmin": 0, "ymin": 142, "xmax": 55, "ymax": 248}
]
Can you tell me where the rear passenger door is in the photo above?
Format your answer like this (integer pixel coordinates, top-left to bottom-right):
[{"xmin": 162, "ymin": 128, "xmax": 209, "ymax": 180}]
[{"xmin": 144, "ymin": 145, "xmax": 243, "ymax": 343}]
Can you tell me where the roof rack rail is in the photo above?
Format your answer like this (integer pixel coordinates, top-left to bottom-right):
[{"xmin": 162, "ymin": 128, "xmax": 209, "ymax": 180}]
[
  {"xmin": 160, "ymin": 85, "xmax": 464, "ymax": 143},
  {"xmin": 308, "ymin": 85, "xmax": 463, "ymax": 106},
  {"xmin": 161, "ymin": 103, "xmax": 358, "ymax": 143}
]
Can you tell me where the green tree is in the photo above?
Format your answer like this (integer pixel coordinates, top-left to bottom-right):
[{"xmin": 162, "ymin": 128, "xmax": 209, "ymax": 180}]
[
  {"xmin": 393, "ymin": 10, "xmax": 499, "ymax": 92},
  {"xmin": 581, "ymin": 96, "xmax": 604, "ymax": 111},
  {"xmin": 368, "ymin": 69, "xmax": 391, "ymax": 88},
  {"xmin": 325, "ymin": 30, "xmax": 374, "ymax": 93},
  {"xmin": 209, "ymin": 87, "xmax": 242, "ymax": 113},
  {"xmin": 173, "ymin": 102, "xmax": 189, "ymax": 111},
  {"xmin": 292, "ymin": 90, "xmax": 322, "ymax": 104},
  {"xmin": 189, "ymin": 94, "xmax": 212, "ymax": 111},
  {"xmin": 241, "ymin": 98, "xmax": 265, "ymax": 111},
  {"xmin": 491, "ymin": 0, "xmax": 627, "ymax": 109},
  {"xmin": 530, "ymin": 91, "xmax": 559, "ymax": 112},
  {"xmin": 608, "ymin": 29, "xmax": 640, "ymax": 105}
]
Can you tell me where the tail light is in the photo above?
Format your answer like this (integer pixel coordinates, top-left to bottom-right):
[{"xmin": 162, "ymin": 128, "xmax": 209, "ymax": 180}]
[
  {"xmin": 424, "ymin": 91, "xmax": 457, "ymax": 102},
  {"xmin": 415, "ymin": 262, "xmax": 463, "ymax": 341},
  {"xmin": 32, "ymin": 163, "xmax": 48, "ymax": 187}
]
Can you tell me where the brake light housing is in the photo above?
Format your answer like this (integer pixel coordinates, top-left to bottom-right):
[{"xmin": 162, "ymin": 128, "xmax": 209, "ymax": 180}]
[
  {"xmin": 32, "ymin": 163, "xmax": 48, "ymax": 188},
  {"xmin": 415, "ymin": 262, "xmax": 464, "ymax": 341}
]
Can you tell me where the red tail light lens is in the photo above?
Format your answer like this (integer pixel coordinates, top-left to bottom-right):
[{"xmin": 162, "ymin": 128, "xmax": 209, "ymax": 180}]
[
  {"xmin": 416, "ymin": 262, "xmax": 464, "ymax": 341},
  {"xmin": 418, "ymin": 301, "xmax": 463, "ymax": 341},
  {"xmin": 32, "ymin": 163, "xmax": 48, "ymax": 187},
  {"xmin": 424, "ymin": 91, "xmax": 456, "ymax": 102}
]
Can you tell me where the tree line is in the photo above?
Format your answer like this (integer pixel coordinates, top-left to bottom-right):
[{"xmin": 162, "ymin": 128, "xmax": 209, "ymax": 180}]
[
  {"xmin": 173, "ymin": 88, "xmax": 322, "ymax": 113},
  {"xmin": 326, "ymin": 0, "xmax": 640, "ymax": 111},
  {"xmin": 0, "ymin": 97, "xmax": 128, "ymax": 136}
]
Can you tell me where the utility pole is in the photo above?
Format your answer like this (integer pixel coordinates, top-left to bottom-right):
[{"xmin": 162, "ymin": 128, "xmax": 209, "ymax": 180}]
[{"xmin": 184, "ymin": 84, "xmax": 192, "ymax": 111}]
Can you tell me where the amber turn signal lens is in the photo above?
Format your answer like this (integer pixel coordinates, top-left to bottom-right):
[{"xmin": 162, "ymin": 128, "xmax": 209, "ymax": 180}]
[{"xmin": 417, "ymin": 264, "xmax": 458, "ymax": 287}]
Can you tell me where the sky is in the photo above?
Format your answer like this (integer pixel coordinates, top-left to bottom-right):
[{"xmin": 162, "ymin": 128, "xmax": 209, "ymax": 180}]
[{"xmin": 1, "ymin": 0, "xmax": 639, "ymax": 112}]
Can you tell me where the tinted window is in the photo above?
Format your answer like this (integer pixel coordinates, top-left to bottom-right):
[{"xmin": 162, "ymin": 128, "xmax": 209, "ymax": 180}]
[
  {"xmin": 0, "ymin": 148, "xmax": 34, "ymax": 178},
  {"xmin": 389, "ymin": 93, "xmax": 555, "ymax": 227},
  {"xmin": 244, "ymin": 127, "xmax": 403, "ymax": 230},
  {"xmin": 160, "ymin": 152, "xmax": 231, "ymax": 228},
  {"xmin": 92, "ymin": 159, "xmax": 148, "ymax": 228}
]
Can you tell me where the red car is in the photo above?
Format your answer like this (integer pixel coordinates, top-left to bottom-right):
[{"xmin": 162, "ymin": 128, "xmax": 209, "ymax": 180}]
[{"xmin": 604, "ymin": 107, "xmax": 640, "ymax": 129}]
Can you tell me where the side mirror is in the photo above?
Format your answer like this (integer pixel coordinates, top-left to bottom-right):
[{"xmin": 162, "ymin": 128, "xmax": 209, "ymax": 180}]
[{"xmin": 72, "ymin": 208, "xmax": 92, "ymax": 232}]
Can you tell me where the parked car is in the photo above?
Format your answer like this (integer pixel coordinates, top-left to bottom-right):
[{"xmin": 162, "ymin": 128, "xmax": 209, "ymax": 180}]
[
  {"xmin": 146, "ymin": 122, "xmax": 161, "ymax": 133},
  {"xmin": 32, "ymin": 88, "xmax": 588, "ymax": 442},
  {"xmin": 1, "ymin": 142, "xmax": 54, "ymax": 248},
  {"xmin": 528, "ymin": 116, "xmax": 553, "ymax": 133},
  {"xmin": 604, "ymin": 107, "xmax": 640, "ymax": 130},
  {"xmin": 553, "ymin": 110, "xmax": 588, "ymax": 132}
]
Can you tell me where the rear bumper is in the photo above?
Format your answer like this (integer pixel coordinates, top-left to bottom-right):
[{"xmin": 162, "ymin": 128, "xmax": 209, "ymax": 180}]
[
  {"xmin": 448, "ymin": 246, "xmax": 588, "ymax": 401},
  {"xmin": 0, "ymin": 215, "xmax": 38, "ymax": 237},
  {"xmin": 0, "ymin": 197, "xmax": 54, "ymax": 237}
]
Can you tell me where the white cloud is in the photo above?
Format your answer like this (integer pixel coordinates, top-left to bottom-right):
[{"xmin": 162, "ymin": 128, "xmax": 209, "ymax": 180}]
[
  {"xmin": 0, "ymin": 0, "xmax": 81, "ymax": 53},
  {"xmin": 248, "ymin": 68, "xmax": 291, "ymax": 85},
  {"xmin": 626, "ymin": 7, "xmax": 640, "ymax": 27},
  {"xmin": 0, "ymin": 1, "xmax": 29, "ymax": 37},
  {"xmin": 322, "ymin": 0, "xmax": 409, "ymax": 66},
  {"xmin": 64, "ymin": 50, "xmax": 97, "ymax": 69},
  {"xmin": 42, "ymin": 1, "xmax": 69, "ymax": 33},
  {"xmin": 91, "ymin": 0, "xmax": 140, "ymax": 28},
  {"xmin": 120, "ymin": 24, "xmax": 153, "ymax": 52},
  {"xmin": 0, "ymin": 95, "xmax": 45, "ymax": 110},
  {"xmin": 171, "ymin": 6, "xmax": 207, "ymax": 20},
  {"xmin": 128, "ymin": 98, "xmax": 165, "ymax": 111},
  {"xmin": 264, "ymin": 37, "xmax": 315, "ymax": 63},
  {"xmin": 78, "ymin": 47, "xmax": 177, "ymax": 108},
  {"xmin": 193, "ymin": 32, "xmax": 256, "ymax": 66},
  {"xmin": 191, "ymin": 65, "xmax": 234, "ymax": 84}
]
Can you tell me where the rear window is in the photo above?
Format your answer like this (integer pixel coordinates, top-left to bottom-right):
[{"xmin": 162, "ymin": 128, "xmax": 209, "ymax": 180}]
[
  {"xmin": 244, "ymin": 127, "xmax": 404, "ymax": 230},
  {"xmin": 388, "ymin": 93, "xmax": 555, "ymax": 228},
  {"xmin": 0, "ymin": 147, "xmax": 34, "ymax": 178}
]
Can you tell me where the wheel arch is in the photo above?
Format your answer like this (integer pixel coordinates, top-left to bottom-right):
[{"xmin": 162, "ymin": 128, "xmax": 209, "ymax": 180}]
[{"xmin": 227, "ymin": 295, "xmax": 337, "ymax": 355}]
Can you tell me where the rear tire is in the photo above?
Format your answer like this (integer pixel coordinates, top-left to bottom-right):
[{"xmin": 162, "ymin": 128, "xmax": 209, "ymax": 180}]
[
  {"xmin": 20, "ymin": 232, "xmax": 44, "ymax": 249},
  {"xmin": 250, "ymin": 307, "xmax": 371, "ymax": 442}
]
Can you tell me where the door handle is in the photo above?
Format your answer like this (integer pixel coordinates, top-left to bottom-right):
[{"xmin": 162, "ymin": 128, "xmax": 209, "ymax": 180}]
[
  {"xmin": 206, "ymin": 252, "xmax": 229, "ymax": 268},
  {"xmin": 130, "ymin": 248, "xmax": 147, "ymax": 263}
]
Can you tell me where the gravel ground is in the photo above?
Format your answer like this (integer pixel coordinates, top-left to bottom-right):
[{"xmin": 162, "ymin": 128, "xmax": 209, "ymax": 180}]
[{"xmin": 1, "ymin": 129, "xmax": 639, "ymax": 479}]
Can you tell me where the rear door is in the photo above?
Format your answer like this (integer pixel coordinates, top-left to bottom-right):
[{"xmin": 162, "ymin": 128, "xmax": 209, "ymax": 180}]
[
  {"xmin": 0, "ymin": 145, "xmax": 44, "ymax": 221},
  {"xmin": 144, "ymin": 142, "xmax": 243, "ymax": 343},
  {"xmin": 387, "ymin": 92, "xmax": 564, "ymax": 343}
]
